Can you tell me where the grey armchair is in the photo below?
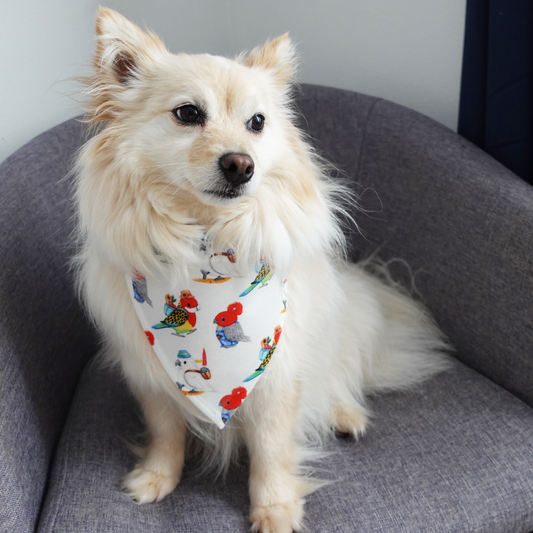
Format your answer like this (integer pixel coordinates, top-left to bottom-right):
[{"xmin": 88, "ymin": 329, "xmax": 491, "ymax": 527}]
[{"xmin": 1, "ymin": 84, "xmax": 532, "ymax": 533}]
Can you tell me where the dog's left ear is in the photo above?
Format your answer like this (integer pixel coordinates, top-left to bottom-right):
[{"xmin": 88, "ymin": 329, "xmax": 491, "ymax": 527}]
[
  {"xmin": 243, "ymin": 34, "xmax": 296, "ymax": 86},
  {"xmin": 84, "ymin": 8, "xmax": 167, "ymax": 122}
]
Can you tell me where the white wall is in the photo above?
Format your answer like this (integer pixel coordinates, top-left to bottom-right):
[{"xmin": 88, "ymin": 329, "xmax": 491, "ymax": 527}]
[
  {"xmin": 0, "ymin": 0, "xmax": 97, "ymax": 163},
  {"xmin": 109, "ymin": 0, "xmax": 466, "ymax": 131},
  {"xmin": 0, "ymin": 0, "xmax": 466, "ymax": 164}
]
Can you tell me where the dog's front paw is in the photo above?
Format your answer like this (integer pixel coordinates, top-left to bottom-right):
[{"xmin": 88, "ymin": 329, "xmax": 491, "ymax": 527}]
[
  {"xmin": 250, "ymin": 499, "xmax": 304, "ymax": 533},
  {"xmin": 333, "ymin": 402, "xmax": 368, "ymax": 438},
  {"xmin": 122, "ymin": 467, "xmax": 180, "ymax": 504}
]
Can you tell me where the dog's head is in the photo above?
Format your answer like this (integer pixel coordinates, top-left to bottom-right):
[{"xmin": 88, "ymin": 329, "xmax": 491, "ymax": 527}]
[
  {"xmin": 78, "ymin": 8, "xmax": 346, "ymax": 275},
  {"xmin": 87, "ymin": 8, "xmax": 298, "ymax": 207}
]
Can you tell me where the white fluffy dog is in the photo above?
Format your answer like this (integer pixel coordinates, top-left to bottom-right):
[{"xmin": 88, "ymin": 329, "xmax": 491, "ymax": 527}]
[{"xmin": 75, "ymin": 8, "xmax": 449, "ymax": 533}]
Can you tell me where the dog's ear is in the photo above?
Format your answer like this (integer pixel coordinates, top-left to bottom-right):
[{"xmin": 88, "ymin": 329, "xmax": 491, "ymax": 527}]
[
  {"xmin": 94, "ymin": 7, "xmax": 166, "ymax": 87},
  {"xmin": 85, "ymin": 8, "xmax": 167, "ymax": 122},
  {"xmin": 243, "ymin": 34, "xmax": 296, "ymax": 86}
]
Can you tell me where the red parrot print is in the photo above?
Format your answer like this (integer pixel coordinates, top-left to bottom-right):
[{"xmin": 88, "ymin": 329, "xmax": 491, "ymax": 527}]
[
  {"xmin": 152, "ymin": 290, "xmax": 200, "ymax": 337},
  {"xmin": 214, "ymin": 302, "xmax": 251, "ymax": 347},
  {"xmin": 219, "ymin": 387, "xmax": 247, "ymax": 424}
]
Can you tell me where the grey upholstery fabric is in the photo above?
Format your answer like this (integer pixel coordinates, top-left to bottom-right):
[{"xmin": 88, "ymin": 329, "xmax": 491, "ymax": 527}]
[
  {"xmin": 293, "ymin": 85, "xmax": 377, "ymax": 175},
  {"xmin": 297, "ymin": 85, "xmax": 533, "ymax": 408},
  {"xmin": 37, "ymin": 358, "xmax": 533, "ymax": 533},
  {"xmin": 0, "ymin": 120, "xmax": 98, "ymax": 533}
]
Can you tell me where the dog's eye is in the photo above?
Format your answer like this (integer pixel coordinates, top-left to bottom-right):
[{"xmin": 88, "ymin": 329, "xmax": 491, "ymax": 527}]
[
  {"xmin": 173, "ymin": 105, "xmax": 203, "ymax": 125},
  {"xmin": 247, "ymin": 114, "xmax": 265, "ymax": 133}
]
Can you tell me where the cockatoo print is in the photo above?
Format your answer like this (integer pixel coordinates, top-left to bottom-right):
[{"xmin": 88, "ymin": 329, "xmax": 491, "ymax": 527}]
[
  {"xmin": 132, "ymin": 269, "xmax": 153, "ymax": 307},
  {"xmin": 193, "ymin": 242, "xmax": 236, "ymax": 284},
  {"xmin": 174, "ymin": 349, "xmax": 213, "ymax": 395},
  {"xmin": 244, "ymin": 325, "xmax": 282, "ymax": 382},
  {"xmin": 152, "ymin": 290, "xmax": 200, "ymax": 336},
  {"xmin": 239, "ymin": 260, "xmax": 273, "ymax": 297},
  {"xmin": 213, "ymin": 302, "xmax": 251, "ymax": 348}
]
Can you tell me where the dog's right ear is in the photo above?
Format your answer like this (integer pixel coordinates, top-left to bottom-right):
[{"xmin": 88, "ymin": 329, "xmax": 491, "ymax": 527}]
[
  {"xmin": 85, "ymin": 8, "xmax": 167, "ymax": 122},
  {"xmin": 93, "ymin": 7, "xmax": 166, "ymax": 87}
]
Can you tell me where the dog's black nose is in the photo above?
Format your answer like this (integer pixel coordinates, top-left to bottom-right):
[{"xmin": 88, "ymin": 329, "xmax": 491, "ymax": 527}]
[{"xmin": 219, "ymin": 153, "xmax": 254, "ymax": 186}]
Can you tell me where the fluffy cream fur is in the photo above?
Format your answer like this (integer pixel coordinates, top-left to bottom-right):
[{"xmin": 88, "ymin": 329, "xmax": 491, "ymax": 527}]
[{"xmin": 74, "ymin": 8, "xmax": 450, "ymax": 533}]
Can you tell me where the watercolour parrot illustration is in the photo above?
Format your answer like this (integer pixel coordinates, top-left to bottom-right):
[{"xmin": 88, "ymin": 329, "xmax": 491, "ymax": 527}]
[
  {"xmin": 273, "ymin": 325, "xmax": 282, "ymax": 345},
  {"xmin": 144, "ymin": 331, "xmax": 155, "ymax": 346},
  {"xmin": 213, "ymin": 302, "xmax": 251, "ymax": 347},
  {"xmin": 239, "ymin": 260, "xmax": 273, "ymax": 297},
  {"xmin": 152, "ymin": 290, "xmax": 199, "ymax": 336},
  {"xmin": 243, "ymin": 326, "xmax": 282, "ymax": 382},
  {"xmin": 219, "ymin": 387, "xmax": 247, "ymax": 424},
  {"xmin": 175, "ymin": 349, "xmax": 213, "ymax": 395},
  {"xmin": 132, "ymin": 269, "xmax": 153, "ymax": 307},
  {"xmin": 258, "ymin": 337, "xmax": 273, "ymax": 361}
]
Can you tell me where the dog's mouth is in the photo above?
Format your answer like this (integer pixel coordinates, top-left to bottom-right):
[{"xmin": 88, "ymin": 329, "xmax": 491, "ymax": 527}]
[{"xmin": 203, "ymin": 187, "xmax": 245, "ymax": 200}]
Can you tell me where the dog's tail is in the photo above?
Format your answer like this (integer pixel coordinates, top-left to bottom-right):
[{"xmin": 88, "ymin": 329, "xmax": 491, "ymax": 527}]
[
  {"xmin": 315, "ymin": 260, "xmax": 451, "ymax": 408},
  {"xmin": 357, "ymin": 263, "xmax": 451, "ymax": 393}
]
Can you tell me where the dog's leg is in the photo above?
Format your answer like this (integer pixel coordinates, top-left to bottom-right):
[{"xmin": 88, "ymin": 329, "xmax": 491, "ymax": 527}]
[
  {"xmin": 123, "ymin": 391, "xmax": 186, "ymax": 503},
  {"xmin": 244, "ymin": 383, "xmax": 304, "ymax": 533}
]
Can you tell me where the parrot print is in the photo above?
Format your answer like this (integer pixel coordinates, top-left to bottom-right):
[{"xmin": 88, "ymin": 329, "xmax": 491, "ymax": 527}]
[
  {"xmin": 213, "ymin": 302, "xmax": 251, "ymax": 347},
  {"xmin": 132, "ymin": 269, "xmax": 153, "ymax": 307},
  {"xmin": 219, "ymin": 387, "xmax": 247, "ymax": 425},
  {"xmin": 152, "ymin": 290, "xmax": 200, "ymax": 336},
  {"xmin": 239, "ymin": 260, "xmax": 273, "ymax": 297},
  {"xmin": 243, "ymin": 325, "xmax": 282, "ymax": 382}
]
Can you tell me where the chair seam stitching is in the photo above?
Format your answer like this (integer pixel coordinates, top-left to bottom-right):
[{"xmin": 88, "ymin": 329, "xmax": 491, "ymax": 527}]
[
  {"xmin": 45, "ymin": 387, "xmax": 78, "ymax": 533},
  {"xmin": 355, "ymin": 98, "xmax": 383, "ymax": 179}
]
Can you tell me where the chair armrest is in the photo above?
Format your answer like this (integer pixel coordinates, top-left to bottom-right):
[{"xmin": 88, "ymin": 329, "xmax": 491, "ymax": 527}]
[
  {"xmin": 297, "ymin": 85, "xmax": 533, "ymax": 407},
  {"xmin": 0, "ymin": 119, "xmax": 98, "ymax": 532}
]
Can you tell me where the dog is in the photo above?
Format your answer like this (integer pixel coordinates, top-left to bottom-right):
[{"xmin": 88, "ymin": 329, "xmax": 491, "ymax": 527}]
[{"xmin": 74, "ymin": 8, "xmax": 450, "ymax": 532}]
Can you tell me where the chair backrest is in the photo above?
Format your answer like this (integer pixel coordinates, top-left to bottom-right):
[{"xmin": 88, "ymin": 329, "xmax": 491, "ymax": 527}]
[
  {"xmin": 297, "ymin": 84, "xmax": 533, "ymax": 408},
  {"xmin": 0, "ymin": 118, "xmax": 98, "ymax": 532}
]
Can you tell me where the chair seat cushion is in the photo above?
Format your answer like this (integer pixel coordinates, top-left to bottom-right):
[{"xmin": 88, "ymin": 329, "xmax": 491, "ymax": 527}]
[{"xmin": 37, "ymin": 358, "xmax": 533, "ymax": 533}]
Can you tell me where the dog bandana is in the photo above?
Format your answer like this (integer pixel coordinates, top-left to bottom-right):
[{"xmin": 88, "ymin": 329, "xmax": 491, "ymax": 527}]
[{"xmin": 128, "ymin": 242, "xmax": 287, "ymax": 429}]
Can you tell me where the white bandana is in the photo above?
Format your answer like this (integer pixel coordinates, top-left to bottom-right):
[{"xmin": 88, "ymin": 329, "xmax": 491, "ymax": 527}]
[{"xmin": 128, "ymin": 244, "xmax": 287, "ymax": 429}]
